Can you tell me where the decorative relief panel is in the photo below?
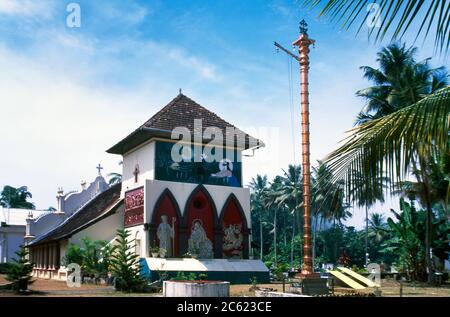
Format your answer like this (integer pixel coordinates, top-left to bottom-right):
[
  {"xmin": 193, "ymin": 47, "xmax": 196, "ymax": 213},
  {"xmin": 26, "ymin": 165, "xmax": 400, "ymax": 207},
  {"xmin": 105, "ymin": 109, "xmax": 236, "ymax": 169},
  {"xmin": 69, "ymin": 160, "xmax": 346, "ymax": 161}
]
[{"xmin": 124, "ymin": 187, "xmax": 144, "ymax": 227}]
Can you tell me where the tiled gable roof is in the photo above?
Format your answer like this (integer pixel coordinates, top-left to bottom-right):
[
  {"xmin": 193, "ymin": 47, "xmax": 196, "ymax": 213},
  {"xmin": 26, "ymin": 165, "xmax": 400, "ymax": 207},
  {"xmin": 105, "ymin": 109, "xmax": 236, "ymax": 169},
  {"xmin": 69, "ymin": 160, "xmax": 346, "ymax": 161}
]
[
  {"xmin": 29, "ymin": 184, "xmax": 123, "ymax": 246},
  {"xmin": 107, "ymin": 94, "xmax": 263, "ymax": 155}
]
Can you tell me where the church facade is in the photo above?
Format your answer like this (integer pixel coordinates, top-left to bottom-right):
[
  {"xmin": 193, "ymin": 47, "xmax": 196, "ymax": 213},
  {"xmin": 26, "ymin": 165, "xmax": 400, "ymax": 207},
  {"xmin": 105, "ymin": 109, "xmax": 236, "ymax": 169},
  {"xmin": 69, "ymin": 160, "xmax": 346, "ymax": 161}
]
[{"xmin": 27, "ymin": 93, "xmax": 269, "ymax": 283}]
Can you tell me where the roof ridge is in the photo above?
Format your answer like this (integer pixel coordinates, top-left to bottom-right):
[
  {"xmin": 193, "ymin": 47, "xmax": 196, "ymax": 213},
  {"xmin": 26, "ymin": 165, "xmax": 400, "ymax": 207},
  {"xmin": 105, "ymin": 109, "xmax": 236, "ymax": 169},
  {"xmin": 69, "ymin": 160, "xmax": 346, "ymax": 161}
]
[
  {"xmin": 106, "ymin": 94, "xmax": 264, "ymax": 154},
  {"xmin": 142, "ymin": 93, "xmax": 239, "ymax": 130}
]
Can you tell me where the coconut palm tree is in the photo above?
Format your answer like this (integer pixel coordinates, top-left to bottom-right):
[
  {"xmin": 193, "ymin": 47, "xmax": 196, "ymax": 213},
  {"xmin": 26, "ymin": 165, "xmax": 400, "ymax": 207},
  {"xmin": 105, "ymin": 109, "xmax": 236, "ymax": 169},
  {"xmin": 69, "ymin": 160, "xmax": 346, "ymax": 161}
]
[
  {"xmin": 249, "ymin": 175, "xmax": 269, "ymax": 259},
  {"xmin": 107, "ymin": 161, "xmax": 123, "ymax": 186},
  {"xmin": 355, "ymin": 43, "xmax": 448, "ymax": 125},
  {"xmin": 274, "ymin": 165, "xmax": 303, "ymax": 212},
  {"xmin": 349, "ymin": 169, "xmax": 388, "ymax": 266},
  {"xmin": 311, "ymin": 161, "xmax": 336, "ymax": 266},
  {"xmin": 324, "ymin": 40, "xmax": 449, "ymax": 282},
  {"xmin": 302, "ymin": 0, "xmax": 450, "ymax": 54},
  {"xmin": 368, "ymin": 212, "xmax": 388, "ymax": 243},
  {"xmin": 325, "ymin": 86, "xmax": 449, "ymax": 283},
  {"xmin": 107, "ymin": 173, "xmax": 122, "ymax": 186},
  {"xmin": 396, "ymin": 149, "xmax": 450, "ymax": 220}
]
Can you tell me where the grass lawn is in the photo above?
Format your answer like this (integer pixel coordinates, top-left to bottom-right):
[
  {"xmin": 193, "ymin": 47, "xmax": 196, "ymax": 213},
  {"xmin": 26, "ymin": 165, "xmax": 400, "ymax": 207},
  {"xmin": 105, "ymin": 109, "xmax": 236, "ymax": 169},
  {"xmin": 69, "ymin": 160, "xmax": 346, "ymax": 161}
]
[{"xmin": 1, "ymin": 275, "xmax": 449, "ymax": 297}]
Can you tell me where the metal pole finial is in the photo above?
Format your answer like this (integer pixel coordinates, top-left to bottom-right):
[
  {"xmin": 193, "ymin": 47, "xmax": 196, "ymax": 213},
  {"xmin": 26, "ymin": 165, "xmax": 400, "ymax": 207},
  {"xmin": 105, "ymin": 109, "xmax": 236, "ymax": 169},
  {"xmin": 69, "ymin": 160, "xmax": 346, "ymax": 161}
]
[{"xmin": 299, "ymin": 19, "xmax": 308, "ymax": 35}]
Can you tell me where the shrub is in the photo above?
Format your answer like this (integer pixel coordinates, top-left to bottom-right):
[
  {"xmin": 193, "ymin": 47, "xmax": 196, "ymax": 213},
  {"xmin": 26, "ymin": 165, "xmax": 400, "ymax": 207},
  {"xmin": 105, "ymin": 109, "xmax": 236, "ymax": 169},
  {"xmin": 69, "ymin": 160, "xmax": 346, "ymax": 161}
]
[
  {"xmin": 110, "ymin": 229, "xmax": 146, "ymax": 292},
  {"xmin": 6, "ymin": 246, "xmax": 34, "ymax": 293},
  {"xmin": 63, "ymin": 237, "xmax": 112, "ymax": 280},
  {"xmin": 0, "ymin": 263, "xmax": 11, "ymax": 274}
]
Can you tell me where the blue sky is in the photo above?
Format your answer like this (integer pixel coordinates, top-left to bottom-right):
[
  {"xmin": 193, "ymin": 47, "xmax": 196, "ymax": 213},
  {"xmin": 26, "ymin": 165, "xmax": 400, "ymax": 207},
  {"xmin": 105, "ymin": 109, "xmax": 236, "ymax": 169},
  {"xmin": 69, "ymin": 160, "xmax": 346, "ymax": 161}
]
[{"xmin": 0, "ymin": 0, "xmax": 447, "ymax": 228}]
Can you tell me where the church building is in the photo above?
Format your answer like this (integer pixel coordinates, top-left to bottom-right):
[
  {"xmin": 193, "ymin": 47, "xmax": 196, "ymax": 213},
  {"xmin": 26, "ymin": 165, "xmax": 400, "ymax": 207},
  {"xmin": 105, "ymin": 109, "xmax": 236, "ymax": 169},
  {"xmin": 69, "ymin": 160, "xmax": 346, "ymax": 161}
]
[{"xmin": 27, "ymin": 93, "xmax": 269, "ymax": 283}]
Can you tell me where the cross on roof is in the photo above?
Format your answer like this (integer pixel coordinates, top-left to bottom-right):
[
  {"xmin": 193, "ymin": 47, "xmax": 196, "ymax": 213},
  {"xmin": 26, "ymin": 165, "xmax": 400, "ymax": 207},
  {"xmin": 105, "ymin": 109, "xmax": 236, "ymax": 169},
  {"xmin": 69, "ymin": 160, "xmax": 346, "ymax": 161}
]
[{"xmin": 96, "ymin": 164, "xmax": 103, "ymax": 176}]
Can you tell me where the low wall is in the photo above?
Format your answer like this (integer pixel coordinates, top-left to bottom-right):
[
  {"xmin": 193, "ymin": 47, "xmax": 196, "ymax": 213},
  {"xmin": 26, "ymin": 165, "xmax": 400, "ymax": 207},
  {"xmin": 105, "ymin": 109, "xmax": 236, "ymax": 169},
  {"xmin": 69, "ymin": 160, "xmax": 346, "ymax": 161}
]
[
  {"xmin": 141, "ymin": 258, "xmax": 270, "ymax": 284},
  {"xmin": 163, "ymin": 281, "xmax": 230, "ymax": 297}
]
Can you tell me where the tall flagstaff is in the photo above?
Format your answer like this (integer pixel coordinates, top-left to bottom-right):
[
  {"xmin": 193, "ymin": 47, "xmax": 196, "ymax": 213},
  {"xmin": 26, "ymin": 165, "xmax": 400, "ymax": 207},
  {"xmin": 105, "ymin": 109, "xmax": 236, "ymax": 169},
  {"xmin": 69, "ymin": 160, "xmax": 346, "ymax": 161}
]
[
  {"xmin": 275, "ymin": 20, "xmax": 316, "ymax": 277},
  {"xmin": 294, "ymin": 20, "xmax": 315, "ymax": 276}
]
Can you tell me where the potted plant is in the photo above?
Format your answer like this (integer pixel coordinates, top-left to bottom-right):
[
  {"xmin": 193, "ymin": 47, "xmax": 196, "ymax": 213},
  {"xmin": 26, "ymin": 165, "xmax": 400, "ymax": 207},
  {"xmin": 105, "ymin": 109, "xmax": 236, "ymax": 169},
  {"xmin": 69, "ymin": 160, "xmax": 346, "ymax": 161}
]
[
  {"xmin": 150, "ymin": 246, "xmax": 159, "ymax": 258},
  {"xmin": 159, "ymin": 248, "xmax": 167, "ymax": 258},
  {"xmin": 190, "ymin": 250, "xmax": 199, "ymax": 259}
]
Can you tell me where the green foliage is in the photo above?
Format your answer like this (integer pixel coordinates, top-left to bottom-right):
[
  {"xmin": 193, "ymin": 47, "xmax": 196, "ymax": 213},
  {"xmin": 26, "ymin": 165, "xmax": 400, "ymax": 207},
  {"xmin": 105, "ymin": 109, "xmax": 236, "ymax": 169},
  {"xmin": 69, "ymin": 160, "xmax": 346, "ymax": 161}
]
[
  {"xmin": 63, "ymin": 243, "xmax": 84, "ymax": 266},
  {"xmin": 0, "ymin": 185, "xmax": 35, "ymax": 209},
  {"xmin": 383, "ymin": 199, "xmax": 450, "ymax": 281},
  {"xmin": 6, "ymin": 246, "xmax": 34, "ymax": 293},
  {"xmin": 110, "ymin": 229, "xmax": 146, "ymax": 292},
  {"xmin": 107, "ymin": 172, "xmax": 122, "ymax": 186},
  {"xmin": 250, "ymin": 276, "xmax": 258, "ymax": 288},
  {"xmin": 63, "ymin": 237, "xmax": 112, "ymax": 279},
  {"xmin": 322, "ymin": 43, "xmax": 449, "ymax": 282},
  {"xmin": 384, "ymin": 199, "xmax": 427, "ymax": 281},
  {"xmin": 150, "ymin": 246, "xmax": 159, "ymax": 253},
  {"xmin": 303, "ymin": 0, "xmax": 450, "ymax": 54},
  {"xmin": 354, "ymin": 43, "xmax": 448, "ymax": 126},
  {"xmin": 272, "ymin": 263, "xmax": 289, "ymax": 281},
  {"xmin": 0, "ymin": 263, "xmax": 12, "ymax": 274},
  {"xmin": 171, "ymin": 272, "xmax": 198, "ymax": 281}
]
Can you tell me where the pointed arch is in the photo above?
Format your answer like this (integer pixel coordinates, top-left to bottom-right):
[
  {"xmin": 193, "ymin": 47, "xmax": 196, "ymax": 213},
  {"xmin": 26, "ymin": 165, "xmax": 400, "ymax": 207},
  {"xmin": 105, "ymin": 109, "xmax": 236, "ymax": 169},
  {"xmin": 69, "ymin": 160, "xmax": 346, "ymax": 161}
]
[
  {"xmin": 150, "ymin": 188, "xmax": 182, "ymax": 257},
  {"xmin": 219, "ymin": 194, "xmax": 250, "ymax": 259},
  {"xmin": 183, "ymin": 185, "xmax": 220, "ymax": 258}
]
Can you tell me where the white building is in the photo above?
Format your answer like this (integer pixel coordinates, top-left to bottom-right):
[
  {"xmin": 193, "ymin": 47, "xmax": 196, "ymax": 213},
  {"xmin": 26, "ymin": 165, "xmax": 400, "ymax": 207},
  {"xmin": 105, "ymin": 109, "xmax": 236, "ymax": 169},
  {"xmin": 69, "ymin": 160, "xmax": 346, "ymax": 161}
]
[
  {"xmin": 0, "ymin": 208, "xmax": 47, "ymax": 263},
  {"xmin": 27, "ymin": 93, "xmax": 270, "ymax": 283}
]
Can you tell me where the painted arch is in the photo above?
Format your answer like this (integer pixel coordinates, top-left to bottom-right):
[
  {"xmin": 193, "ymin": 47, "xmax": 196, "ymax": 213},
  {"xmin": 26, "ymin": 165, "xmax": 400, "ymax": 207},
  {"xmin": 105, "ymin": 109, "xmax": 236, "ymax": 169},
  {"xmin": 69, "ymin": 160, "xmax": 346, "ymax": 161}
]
[
  {"xmin": 150, "ymin": 189, "xmax": 181, "ymax": 257},
  {"xmin": 182, "ymin": 185, "xmax": 219, "ymax": 258},
  {"xmin": 219, "ymin": 194, "xmax": 249, "ymax": 259}
]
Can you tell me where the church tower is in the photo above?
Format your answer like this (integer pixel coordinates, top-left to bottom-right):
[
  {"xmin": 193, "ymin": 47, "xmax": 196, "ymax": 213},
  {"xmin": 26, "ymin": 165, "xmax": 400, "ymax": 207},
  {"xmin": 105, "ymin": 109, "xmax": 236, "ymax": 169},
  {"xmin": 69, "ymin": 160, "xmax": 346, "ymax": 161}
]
[{"xmin": 107, "ymin": 93, "xmax": 269, "ymax": 282}]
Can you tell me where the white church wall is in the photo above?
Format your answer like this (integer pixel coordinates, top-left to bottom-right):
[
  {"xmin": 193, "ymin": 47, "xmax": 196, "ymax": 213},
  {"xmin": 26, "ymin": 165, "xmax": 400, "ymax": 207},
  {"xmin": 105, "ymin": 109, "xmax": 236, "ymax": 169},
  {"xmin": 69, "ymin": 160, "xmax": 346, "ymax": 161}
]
[
  {"xmin": 125, "ymin": 225, "xmax": 146, "ymax": 257},
  {"xmin": 144, "ymin": 180, "xmax": 251, "ymax": 228},
  {"xmin": 70, "ymin": 207, "xmax": 124, "ymax": 247},
  {"xmin": 122, "ymin": 141, "xmax": 155, "ymax": 196}
]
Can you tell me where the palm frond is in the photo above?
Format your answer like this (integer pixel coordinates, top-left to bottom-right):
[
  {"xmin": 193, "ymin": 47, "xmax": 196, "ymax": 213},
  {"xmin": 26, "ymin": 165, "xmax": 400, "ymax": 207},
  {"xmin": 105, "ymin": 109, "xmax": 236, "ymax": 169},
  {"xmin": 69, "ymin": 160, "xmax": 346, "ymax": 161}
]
[
  {"xmin": 303, "ymin": 0, "xmax": 450, "ymax": 54},
  {"xmin": 324, "ymin": 86, "xmax": 450, "ymax": 198}
]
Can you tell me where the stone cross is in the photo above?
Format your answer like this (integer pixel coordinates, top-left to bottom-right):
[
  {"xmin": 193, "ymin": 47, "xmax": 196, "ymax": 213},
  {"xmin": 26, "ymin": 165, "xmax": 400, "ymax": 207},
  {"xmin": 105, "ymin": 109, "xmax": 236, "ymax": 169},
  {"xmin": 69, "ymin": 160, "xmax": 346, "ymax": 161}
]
[{"xmin": 96, "ymin": 164, "xmax": 103, "ymax": 176}]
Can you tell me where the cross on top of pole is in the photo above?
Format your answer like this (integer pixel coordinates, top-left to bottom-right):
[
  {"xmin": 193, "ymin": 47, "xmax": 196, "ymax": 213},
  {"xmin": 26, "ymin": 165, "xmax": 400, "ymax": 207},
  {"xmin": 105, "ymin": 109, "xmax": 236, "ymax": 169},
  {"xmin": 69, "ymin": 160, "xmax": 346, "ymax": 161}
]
[
  {"xmin": 299, "ymin": 19, "xmax": 308, "ymax": 36},
  {"xmin": 96, "ymin": 164, "xmax": 103, "ymax": 176}
]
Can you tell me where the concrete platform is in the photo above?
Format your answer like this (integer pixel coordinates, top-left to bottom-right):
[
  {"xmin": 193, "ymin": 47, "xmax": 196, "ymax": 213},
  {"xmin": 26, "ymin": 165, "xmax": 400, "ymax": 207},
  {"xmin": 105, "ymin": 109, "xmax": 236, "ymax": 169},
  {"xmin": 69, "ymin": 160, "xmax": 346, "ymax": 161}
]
[{"xmin": 140, "ymin": 258, "xmax": 270, "ymax": 284}]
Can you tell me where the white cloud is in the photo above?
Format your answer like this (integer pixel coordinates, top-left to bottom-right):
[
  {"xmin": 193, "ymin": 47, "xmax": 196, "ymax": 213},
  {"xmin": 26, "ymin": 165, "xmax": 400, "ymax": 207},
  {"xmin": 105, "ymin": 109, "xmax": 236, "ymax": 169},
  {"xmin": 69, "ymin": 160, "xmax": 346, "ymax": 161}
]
[
  {"xmin": 144, "ymin": 41, "xmax": 221, "ymax": 82},
  {"xmin": 0, "ymin": 0, "xmax": 54, "ymax": 18},
  {"xmin": 97, "ymin": 1, "xmax": 150, "ymax": 26}
]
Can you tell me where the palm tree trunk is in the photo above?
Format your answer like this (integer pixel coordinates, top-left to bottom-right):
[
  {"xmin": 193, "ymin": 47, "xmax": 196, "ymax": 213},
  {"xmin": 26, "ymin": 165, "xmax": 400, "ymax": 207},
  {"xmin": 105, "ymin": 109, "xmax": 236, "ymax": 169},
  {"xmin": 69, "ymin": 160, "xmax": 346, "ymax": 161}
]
[
  {"xmin": 274, "ymin": 209, "xmax": 277, "ymax": 264},
  {"xmin": 259, "ymin": 212, "xmax": 263, "ymax": 260},
  {"xmin": 291, "ymin": 213, "xmax": 295, "ymax": 271},
  {"xmin": 365, "ymin": 205, "xmax": 369, "ymax": 267},
  {"xmin": 419, "ymin": 157, "xmax": 434, "ymax": 283},
  {"xmin": 312, "ymin": 211, "xmax": 319, "ymax": 269}
]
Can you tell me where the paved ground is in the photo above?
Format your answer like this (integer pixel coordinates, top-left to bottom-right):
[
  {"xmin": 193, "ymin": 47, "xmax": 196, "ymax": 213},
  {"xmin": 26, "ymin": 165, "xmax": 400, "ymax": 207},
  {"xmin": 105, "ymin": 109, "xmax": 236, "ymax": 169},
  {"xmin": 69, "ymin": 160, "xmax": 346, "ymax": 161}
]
[{"xmin": 1, "ymin": 275, "xmax": 449, "ymax": 297}]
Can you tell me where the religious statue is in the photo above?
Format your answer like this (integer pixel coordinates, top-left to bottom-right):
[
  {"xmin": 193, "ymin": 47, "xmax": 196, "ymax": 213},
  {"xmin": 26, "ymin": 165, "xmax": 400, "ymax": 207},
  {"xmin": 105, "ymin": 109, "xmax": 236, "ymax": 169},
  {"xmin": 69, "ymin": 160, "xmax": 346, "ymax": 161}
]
[
  {"xmin": 222, "ymin": 223, "xmax": 243, "ymax": 258},
  {"xmin": 188, "ymin": 219, "xmax": 213, "ymax": 258},
  {"xmin": 157, "ymin": 214, "xmax": 175, "ymax": 257}
]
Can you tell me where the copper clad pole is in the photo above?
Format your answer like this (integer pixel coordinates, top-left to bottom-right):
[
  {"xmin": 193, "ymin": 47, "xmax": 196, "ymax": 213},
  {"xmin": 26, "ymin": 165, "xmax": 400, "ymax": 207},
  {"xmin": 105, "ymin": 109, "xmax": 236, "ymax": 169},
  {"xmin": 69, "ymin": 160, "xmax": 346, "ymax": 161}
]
[{"xmin": 293, "ymin": 21, "xmax": 315, "ymax": 276}]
